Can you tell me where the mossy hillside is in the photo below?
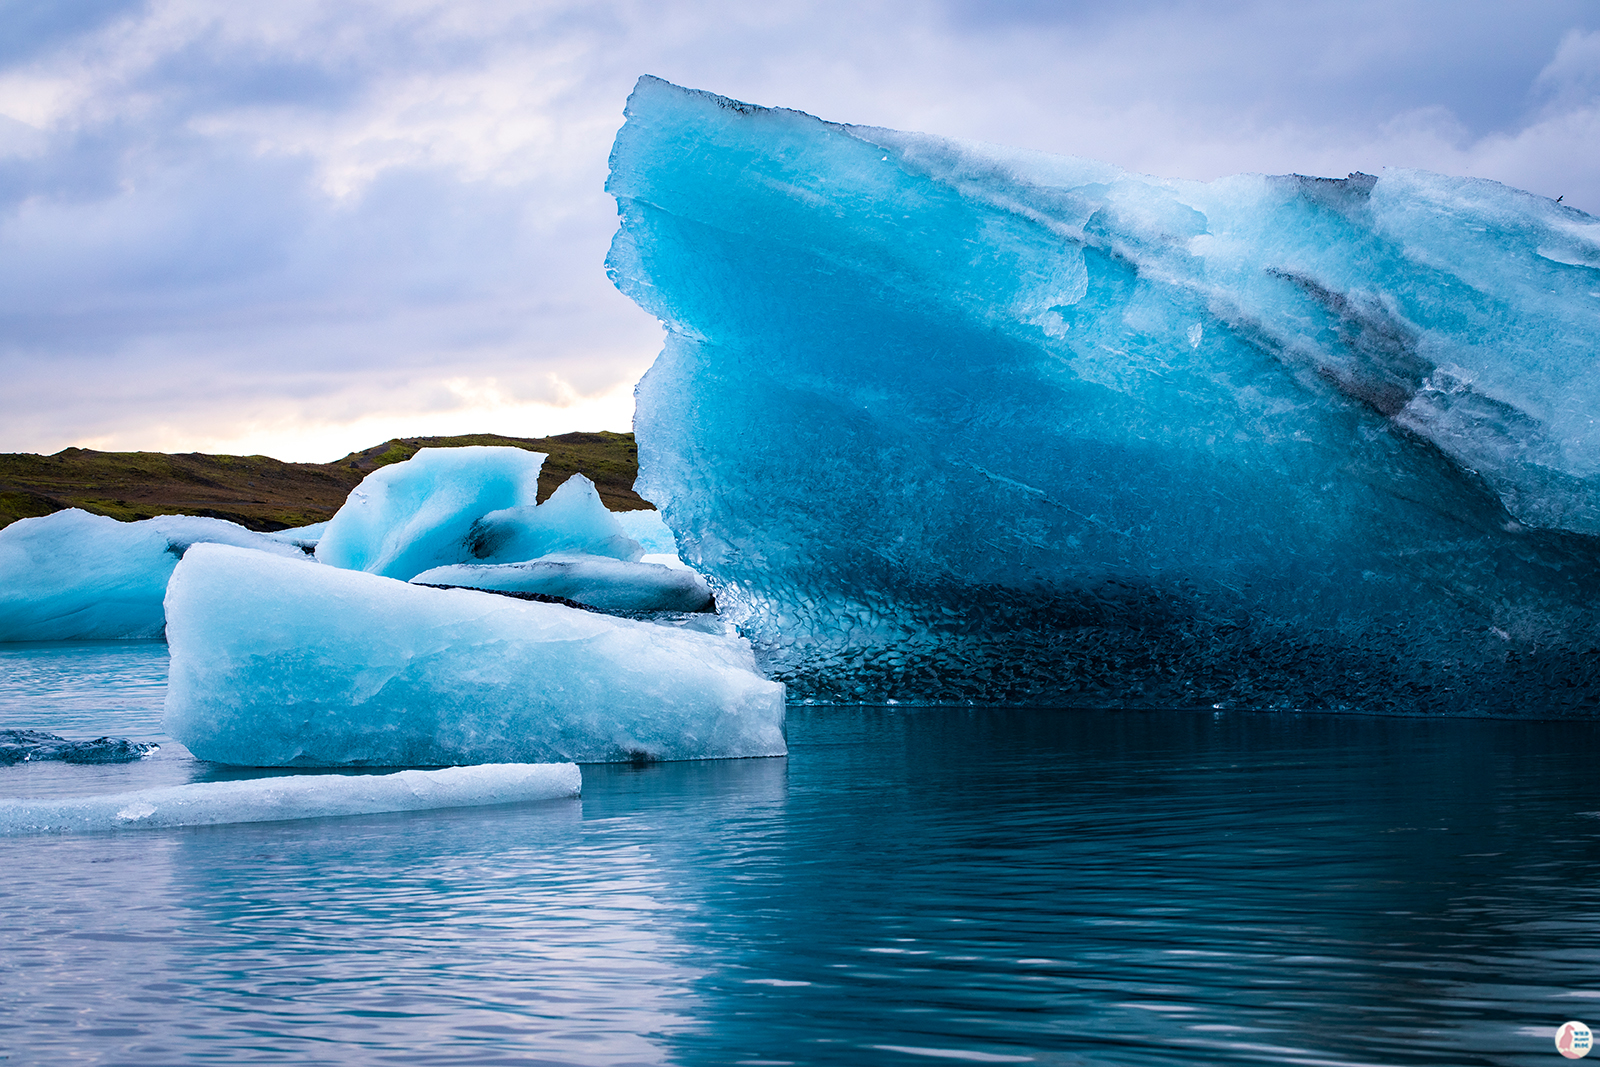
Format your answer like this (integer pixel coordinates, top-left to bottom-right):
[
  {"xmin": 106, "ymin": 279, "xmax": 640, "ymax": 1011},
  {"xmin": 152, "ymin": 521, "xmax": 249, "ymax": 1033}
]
[{"xmin": 0, "ymin": 431, "xmax": 649, "ymax": 532}]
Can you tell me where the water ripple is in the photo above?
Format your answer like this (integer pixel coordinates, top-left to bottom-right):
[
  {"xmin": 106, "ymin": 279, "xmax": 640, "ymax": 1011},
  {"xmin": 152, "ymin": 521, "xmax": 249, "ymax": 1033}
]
[{"xmin": 3, "ymin": 653, "xmax": 1600, "ymax": 1064}]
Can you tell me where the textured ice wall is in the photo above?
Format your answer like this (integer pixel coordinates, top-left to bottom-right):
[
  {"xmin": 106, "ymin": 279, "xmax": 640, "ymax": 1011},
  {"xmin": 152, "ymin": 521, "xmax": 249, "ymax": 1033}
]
[
  {"xmin": 608, "ymin": 76, "xmax": 1600, "ymax": 714},
  {"xmin": 165, "ymin": 545, "xmax": 785, "ymax": 765},
  {"xmin": 316, "ymin": 446, "xmax": 545, "ymax": 580},
  {"xmin": 0, "ymin": 763, "xmax": 580, "ymax": 834},
  {"xmin": 0, "ymin": 509, "xmax": 308, "ymax": 640}
]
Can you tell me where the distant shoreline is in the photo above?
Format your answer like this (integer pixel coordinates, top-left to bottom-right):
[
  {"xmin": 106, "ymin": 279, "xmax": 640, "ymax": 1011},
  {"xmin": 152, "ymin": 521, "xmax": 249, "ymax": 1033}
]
[{"xmin": 0, "ymin": 431, "xmax": 648, "ymax": 533}]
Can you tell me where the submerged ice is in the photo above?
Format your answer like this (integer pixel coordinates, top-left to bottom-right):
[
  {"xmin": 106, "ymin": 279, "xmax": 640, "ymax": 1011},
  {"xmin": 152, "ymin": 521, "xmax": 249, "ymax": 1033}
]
[
  {"xmin": 608, "ymin": 77, "xmax": 1600, "ymax": 714},
  {"xmin": 165, "ymin": 544, "xmax": 785, "ymax": 766},
  {"xmin": 0, "ymin": 729, "xmax": 157, "ymax": 765}
]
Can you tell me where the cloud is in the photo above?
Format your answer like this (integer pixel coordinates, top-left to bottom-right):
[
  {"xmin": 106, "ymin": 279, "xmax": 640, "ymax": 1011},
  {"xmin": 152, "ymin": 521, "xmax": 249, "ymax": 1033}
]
[{"xmin": 1, "ymin": 0, "xmax": 1596, "ymax": 460}]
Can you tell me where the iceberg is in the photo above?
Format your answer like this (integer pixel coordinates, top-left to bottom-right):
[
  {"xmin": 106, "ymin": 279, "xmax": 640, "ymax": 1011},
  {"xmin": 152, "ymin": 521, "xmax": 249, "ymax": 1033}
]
[
  {"xmin": 315, "ymin": 446, "xmax": 545, "ymax": 580},
  {"xmin": 412, "ymin": 555, "xmax": 715, "ymax": 613},
  {"xmin": 607, "ymin": 77, "xmax": 1600, "ymax": 715},
  {"xmin": 468, "ymin": 473, "xmax": 644, "ymax": 563},
  {"xmin": 0, "ymin": 762, "xmax": 580, "ymax": 835},
  {"xmin": 164, "ymin": 544, "xmax": 785, "ymax": 765},
  {"xmin": 0, "ymin": 509, "xmax": 308, "ymax": 641}
]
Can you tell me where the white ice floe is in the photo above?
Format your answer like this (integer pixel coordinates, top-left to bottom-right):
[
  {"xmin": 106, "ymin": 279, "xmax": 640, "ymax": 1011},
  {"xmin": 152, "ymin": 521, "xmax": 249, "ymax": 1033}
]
[
  {"xmin": 0, "ymin": 762, "xmax": 580, "ymax": 834},
  {"xmin": 164, "ymin": 544, "xmax": 786, "ymax": 766}
]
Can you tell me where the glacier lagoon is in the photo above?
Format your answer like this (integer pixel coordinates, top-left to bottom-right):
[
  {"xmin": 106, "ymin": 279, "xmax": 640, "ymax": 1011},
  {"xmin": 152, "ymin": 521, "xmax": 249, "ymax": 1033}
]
[
  {"xmin": 5, "ymin": 641, "xmax": 1600, "ymax": 1065},
  {"xmin": 7, "ymin": 76, "xmax": 1600, "ymax": 1065}
]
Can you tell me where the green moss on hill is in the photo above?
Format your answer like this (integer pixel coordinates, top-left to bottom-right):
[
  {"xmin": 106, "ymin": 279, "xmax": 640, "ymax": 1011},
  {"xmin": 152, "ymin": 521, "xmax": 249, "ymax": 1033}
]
[{"xmin": 0, "ymin": 431, "xmax": 649, "ymax": 532}]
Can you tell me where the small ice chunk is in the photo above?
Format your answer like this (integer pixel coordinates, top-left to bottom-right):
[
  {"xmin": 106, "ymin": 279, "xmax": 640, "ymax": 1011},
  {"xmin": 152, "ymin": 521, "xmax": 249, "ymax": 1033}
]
[
  {"xmin": 0, "ymin": 509, "xmax": 308, "ymax": 641},
  {"xmin": 470, "ymin": 474, "xmax": 643, "ymax": 563},
  {"xmin": 164, "ymin": 544, "xmax": 785, "ymax": 765},
  {"xmin": 613, "ymin": 509, "xmax": 682, "ymax": 557},
  {"xmin": 316, "ymin": 446, "xmax": 544, "ymax": 580},
  {"xmin": 412, "ymin": 554, "xmax": 715, "ymax": 613},
  {"xmin": 0, "ymin": 763, "xmax": 581, "ymax": 835}
]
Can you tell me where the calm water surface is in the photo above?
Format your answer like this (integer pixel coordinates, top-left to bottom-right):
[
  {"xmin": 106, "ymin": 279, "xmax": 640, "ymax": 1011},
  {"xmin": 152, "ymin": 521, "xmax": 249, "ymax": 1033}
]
[{"xmin": 3, "ymin": 642, "xmax": 1600, "ymax": 1065}]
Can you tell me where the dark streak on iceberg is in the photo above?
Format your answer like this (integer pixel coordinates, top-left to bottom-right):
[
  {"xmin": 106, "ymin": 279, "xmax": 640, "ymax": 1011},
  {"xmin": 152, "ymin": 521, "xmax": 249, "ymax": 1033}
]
[{"xmin": 607, "ymin": 76, "xmax": 1600, "ymax": 715}]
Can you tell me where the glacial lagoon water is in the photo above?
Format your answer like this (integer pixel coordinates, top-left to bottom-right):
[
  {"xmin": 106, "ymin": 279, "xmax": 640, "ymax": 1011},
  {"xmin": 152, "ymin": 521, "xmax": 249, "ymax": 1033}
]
[{"xmin": 4, "ymin": 642, "xmax": 1600, "ymax": 1065}]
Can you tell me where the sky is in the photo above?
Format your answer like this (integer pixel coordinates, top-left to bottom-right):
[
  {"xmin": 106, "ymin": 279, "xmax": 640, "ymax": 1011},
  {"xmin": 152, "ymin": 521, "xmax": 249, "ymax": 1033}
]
[{"xmin": 2, "ymin": 0, "xmax": 1598, "ymax": 462}]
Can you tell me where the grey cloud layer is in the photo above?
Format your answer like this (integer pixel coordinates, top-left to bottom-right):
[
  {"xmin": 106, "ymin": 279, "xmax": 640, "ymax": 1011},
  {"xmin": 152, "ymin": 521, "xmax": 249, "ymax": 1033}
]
[{"xmin": 1, "ymin": 0, "xmax": 1596, "ymax": 459}]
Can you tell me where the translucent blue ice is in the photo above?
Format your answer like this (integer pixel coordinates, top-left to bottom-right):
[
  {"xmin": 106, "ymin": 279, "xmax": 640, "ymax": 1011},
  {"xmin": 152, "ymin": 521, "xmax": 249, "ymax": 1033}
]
[
  {"xmin": 614, "ymin": 509, "xmax": 682, "ymax": 557},
  {"xmin": 0, "ymin": 509, "xmax": 309, "ymax": 641},
  {"xmin": 316, "ymin": 446, "xmax": 545, "ymax": 580},
  {"xmin": 607, "ymin": 77, "xmax": 1600, "ymax": 714},
  {"xmin": 412, "ymin": 555, "xmax": 715, "ymax": 613},
  {"xmin": 165, "ymin": 544, "xmax": 785, "ymax": 765},
  {"xmin": 469, "ymin": 473, "xmax": 644, "ymax": 563}
]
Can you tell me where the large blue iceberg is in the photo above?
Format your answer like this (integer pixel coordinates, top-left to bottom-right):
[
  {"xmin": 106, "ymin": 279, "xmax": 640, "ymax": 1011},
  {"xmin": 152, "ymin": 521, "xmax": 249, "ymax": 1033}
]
[{"xmin": 607, "ymin": 76, "xmax": 1600, "ymax": 714}]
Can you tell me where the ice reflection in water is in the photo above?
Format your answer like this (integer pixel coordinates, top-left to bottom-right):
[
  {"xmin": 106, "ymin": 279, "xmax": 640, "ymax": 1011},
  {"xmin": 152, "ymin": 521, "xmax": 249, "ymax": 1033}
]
[
  {"xmin": 669, "ymin": 707, "xmax": 1600, "ymax": 1067},
  {"xmin": 3, "ymin": 644, "xmax": 1600, "ymax": 1065}
]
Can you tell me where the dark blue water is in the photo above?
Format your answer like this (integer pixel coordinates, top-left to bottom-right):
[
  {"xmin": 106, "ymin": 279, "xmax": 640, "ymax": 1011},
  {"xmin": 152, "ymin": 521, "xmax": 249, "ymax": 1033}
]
[{"xmin": 4, "ymin": 643, "xmax": 1600, "ymax": 1065}]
